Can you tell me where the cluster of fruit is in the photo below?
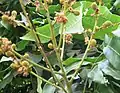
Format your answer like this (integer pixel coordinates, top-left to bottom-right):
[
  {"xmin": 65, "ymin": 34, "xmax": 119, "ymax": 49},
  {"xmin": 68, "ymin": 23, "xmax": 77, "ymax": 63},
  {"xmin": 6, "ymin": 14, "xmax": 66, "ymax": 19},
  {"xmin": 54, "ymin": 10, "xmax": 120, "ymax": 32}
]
[
  {"xmin": 1, "ymin": 10, "xmax": 17, "ymax": 27},
  {"xmin": 0, "ymin": 38, "xmax": 15, "ymax": 57},
  {"xmin": 65, "ymin": 34, "xmax": 73, "ymax": 44},
  {"xmin": 11, "ymin": 60, "xmax": 31, "ymax": 77},
  {"xmin": 55, "ymin": 12, "xmax": 68, "ymax": 24}
]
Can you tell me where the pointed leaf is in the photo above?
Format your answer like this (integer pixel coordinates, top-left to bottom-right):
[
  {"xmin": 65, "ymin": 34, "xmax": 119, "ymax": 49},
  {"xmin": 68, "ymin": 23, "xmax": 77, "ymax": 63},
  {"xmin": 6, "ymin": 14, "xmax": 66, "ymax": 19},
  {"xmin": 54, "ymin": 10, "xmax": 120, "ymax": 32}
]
[{"xmin": 65, "ymin": 2, "xmax": 84, "ymax": 34}]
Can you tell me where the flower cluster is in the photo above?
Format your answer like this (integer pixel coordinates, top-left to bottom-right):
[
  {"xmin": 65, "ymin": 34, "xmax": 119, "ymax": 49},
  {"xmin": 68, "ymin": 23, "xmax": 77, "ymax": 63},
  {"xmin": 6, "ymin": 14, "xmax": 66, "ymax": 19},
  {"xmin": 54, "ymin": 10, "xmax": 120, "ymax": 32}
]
[
  {"xmin": 0, "ymin": 38, "xmax": 14, "ymax": 57},
  {"xmin": 65, "ymin": 34, "xmax": 73, "ymax": 44},
  {"xmin": 2, "ymin": 10, "xmax": 17, "ymax": 27},
  {"xmin": 55, "ymin": 12, "xmax": 68, "ymax": 24}
]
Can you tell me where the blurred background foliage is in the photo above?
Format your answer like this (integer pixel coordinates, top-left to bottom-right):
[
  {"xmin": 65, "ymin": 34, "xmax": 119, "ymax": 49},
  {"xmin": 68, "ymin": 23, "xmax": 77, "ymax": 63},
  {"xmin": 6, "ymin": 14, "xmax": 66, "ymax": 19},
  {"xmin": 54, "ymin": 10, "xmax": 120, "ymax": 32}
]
[{"xmin": 0, "ymin": 0, "xmax": 120, "ymax": 93}]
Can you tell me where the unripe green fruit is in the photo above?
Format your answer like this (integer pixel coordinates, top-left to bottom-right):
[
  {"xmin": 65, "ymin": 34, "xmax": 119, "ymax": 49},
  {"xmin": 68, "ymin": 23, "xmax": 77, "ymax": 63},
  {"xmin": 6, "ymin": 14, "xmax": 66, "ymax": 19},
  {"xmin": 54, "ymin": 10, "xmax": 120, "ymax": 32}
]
[
  {"xmin": 95, "ymin": 26, "xmax": 100, "ymax": 31},
  {"xmin": 2, "ymin": 15, "xmax": 9, "ymax": 22},
  {"xmin": 10, "ymin": 63, "xmax": 20, "ymax": 69},
  {"xmin": 91, "ymin": 2, "xmax": 98, "ymax": 10},
  {"xmin": 23, "ymin": 53, "xmax": 29, "ymax": 58},
  {"xmin": 102, "ymin": 21, "xmax": 113, "ymax": 28},
  {"xmin": 46, "ymin": 0, "xmax": 53, "ymax": 4},
  {"xmin": 21, "ymin": 61, "xmax": 29, "ymax": 67},
  {"xmin": 87, "ymin": 29, "xmax": 92, "ymax": 33},
  {"xmin": 48, "ymin": 43, "xmax": 53, "ymax": 49},
  {"xmin": 72, "ymin": 10, "xmax": 80, "ymax": 16},
  {"xmin": 11, "ymin": 10, "xmax": 17, "ymax": 17},
  {"xmin": 59, "ymin": 0, "xmax": 64, "ymax": 4},
  {"xmin": 0, "ymin": 48, "xmax": 3, "ymax": 55},
  {"xmin": 5, "ymin": 51, "xmax": 14, "ymax": 57},
  {"xmin": 11, "ymin": 44, "xmax": 16, "ymax": 49},
  {"xmin": 90, "ymin": 39, "xmax": 97, "ymax": 47}
]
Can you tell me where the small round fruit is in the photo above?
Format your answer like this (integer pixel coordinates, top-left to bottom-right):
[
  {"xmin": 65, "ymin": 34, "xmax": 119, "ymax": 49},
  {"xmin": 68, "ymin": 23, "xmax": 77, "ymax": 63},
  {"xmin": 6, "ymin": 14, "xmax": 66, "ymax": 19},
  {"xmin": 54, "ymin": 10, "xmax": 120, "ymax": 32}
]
[
  {"xmin": 10, "ymin": 63, "xmax": 20, "ymax": 69},
  {"xmin": 2, "ymin": 15, "xmax": 9, "ymax": 22},
  {"xmin": 90, "ymin": 39, "xmax": 97, "ymax": 47},
  {"xmin": 46, "ymin": 0, "xmax": 53, "ymax": 4},
  {"xmin": 11, "ymin": 10, "xmax": 17, "ymax": 17},
  {"xmin": 91, "ymin": 2, "xmax": 98, "ymax": 10},
  {"xmin": 72, "ymin": 10, "xmax": 80, "ymax": 16},
  {"xmin": 48, "ymin": 43, "xmax": 53, "ymax": 49},
  {"xmin": 5, "ymin": 51, "xmax": 14, "ymax": 57},
  {"xmin": 23, "ymin": 53, "xmax": 29, "ymax": 58},
  {"xmin": 0, "ymin": 48, "xmax": 3, "ymax": 55},
  {"xmin": 21, "ymin": 61, "xmax": 29, "ymax": 67},
  {"xmin": 11, "ymin": 44, "xmax": 16, "ymax": 49},
  {"xmin": 17, "ymin": 67, "xmax": 23, "ymax": 74},
  {"xmin": 102, "ymin": 21, "xmax": 113, "ymax": 29},
  {"xmin": 95, "ymin": 26, "xmax": 100, "ymax": 31},
  {"xmin": 87, "ymin": 29, "xmax": 92, "ymax": 33},
  {"xmin": 59, "ymin": 0, "xmax": 64, "ymax": 4}
]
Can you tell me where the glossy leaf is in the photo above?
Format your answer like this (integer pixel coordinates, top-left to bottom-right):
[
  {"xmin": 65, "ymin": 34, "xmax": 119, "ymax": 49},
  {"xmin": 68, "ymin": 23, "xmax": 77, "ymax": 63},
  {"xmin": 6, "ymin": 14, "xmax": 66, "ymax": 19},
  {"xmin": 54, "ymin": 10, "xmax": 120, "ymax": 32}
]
[
  {"xmin": 82, "ymin": 1, "xmax": 120, "ymax": 40},
  {"xmin": 16, "ymin": 40, "xmax": 29, "ymax": 51},
  {"xmin": 20, "ymin": 24, "xmax": 59, "ymax": 43},
  {"xmin": 103, "ymin": 36, "xmax": 120, "ymax": 70},
  {"xmin": 0, "ymin": 71, "xmax": 17, "ymax": 90},
  {"xmin": 65, "ymin": 2, "xmax": 84, "ymax": 34},
  {"xmin": 0, "ymin": 56, "xmax": 13, "ymax": 63},
  {"xmin": 43, "ymin": 84, "xmax": 56, "ymax": 93},
  {"xmin": 112, "ymin": 25, "xmax": 120, "ymax": 37},
  {"xmin": 63, "ymin": 57, "xmax": 80, "ymax": 66},
  {"xmin": 88, "ymin": 65, "xmax": 107, "ymax": 84}
]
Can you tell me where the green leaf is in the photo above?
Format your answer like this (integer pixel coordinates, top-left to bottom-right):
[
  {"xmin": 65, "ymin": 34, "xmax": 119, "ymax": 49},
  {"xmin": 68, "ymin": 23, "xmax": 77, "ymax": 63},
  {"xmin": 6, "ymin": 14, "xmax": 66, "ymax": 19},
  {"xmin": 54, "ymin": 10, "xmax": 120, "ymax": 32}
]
[
  {"xmin": 16, "ymin": 40, "xmax": 29, "ymax": 51},
  {"xmin": 113, "ymin": 0, "xmax": 120, "ymax": 8},
  {"xmin": 88, "ymin": 65, "xmax": 107, "ymax": 84},
  {"xmin": 20, "ymin": 24, "xmax": 59, "ymax": 43},
  {"xmin": 1, "ymin": 21, "xmax": 12, "ymax": 30},
  {"xmin": 103, "ymin": 47, "xmax": 120, "ymax": 70},
  {"xmin": 28, "ymin": 52, "xmax": 42, "ymax": 63},
  {"xmin": 98, "ymin": 60, "xmax": 120, "ymax": 80},
  {"xmin": 43, "ymin": 75, "xmax": 62, "ymax": 93},
  {"xmin": 72, "ymin": 83, "xmax": 82, "ymax": 93},
  {"xmin": 37, "ymin": 78, "xmax": 42, "ymax": 93},
  {"xmin": 102, "ymin": 64, "xmax": 120, "ymax": 80},
  {"xmin": 43, "ymin": 84, "xmax": 56, "ymax": 93},
  {"xmin": 48, "ymin": 5, "xmax": 61, "ymax": 15},
  {"xmin": 103, "ymin": 36, "xmax": 120, "ymax": 70},
  {"xmin": 47, "ymin": 51, "xmax": 59, "ymax": 66},
  {"xmin": 82, "ymin": 1, "xmax": 120, "ymax": 40},
  {"xmin": 34, "ymin": 67, "xmax": 43, "ymax": 93},
  {"xmin": 96, "ymin": 84, "xmax": 114, "ymax": 93},
  {"xmin": 0, "ymin": 56, "xmax": 13, "ymax": 63},
  {"xmin": 65, "ymin": 2, "xmax": 84, "ymax": 34},
  {"xmin": 63, "ymin": 57, "xmax": 80, "ymax": 66},
  {"xmin": 0, "ymin": 71, "xmax": 17, "ymax": 90},
  {"xmin": 112, "ymin": 25, "xmax": 120, "ymax": 37},
  {"xmin": 65, "ymin": 61, "xmax": 90, "ymax": 74}
]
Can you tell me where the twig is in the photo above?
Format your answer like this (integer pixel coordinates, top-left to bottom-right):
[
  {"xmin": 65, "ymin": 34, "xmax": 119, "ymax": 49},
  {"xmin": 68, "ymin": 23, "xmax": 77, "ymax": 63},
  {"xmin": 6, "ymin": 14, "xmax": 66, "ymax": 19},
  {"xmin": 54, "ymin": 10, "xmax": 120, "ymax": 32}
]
[
  {"xmin": 70, "ymin": 15, "xmax": 98, "ymax": 83},
  {"xmin": 30, "ymin": 71, "xmax": 62, "ymax": 90}
]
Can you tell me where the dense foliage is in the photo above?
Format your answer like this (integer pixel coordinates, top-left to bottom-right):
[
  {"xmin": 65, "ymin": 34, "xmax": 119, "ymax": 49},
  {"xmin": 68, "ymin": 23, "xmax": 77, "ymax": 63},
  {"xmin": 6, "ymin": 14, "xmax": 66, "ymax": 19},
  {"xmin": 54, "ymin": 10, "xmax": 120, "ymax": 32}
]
[{"xmin": 0, "ymin": 0, "xmax": 120, "ymax": 93}]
